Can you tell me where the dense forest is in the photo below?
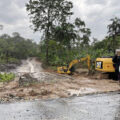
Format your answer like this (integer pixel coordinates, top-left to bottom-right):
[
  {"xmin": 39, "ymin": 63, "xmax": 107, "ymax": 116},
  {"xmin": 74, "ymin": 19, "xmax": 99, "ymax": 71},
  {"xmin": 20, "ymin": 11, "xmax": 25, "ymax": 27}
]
[{"xmin": 0, "ymin": 32, "xmax": 39, "ymax": 64}]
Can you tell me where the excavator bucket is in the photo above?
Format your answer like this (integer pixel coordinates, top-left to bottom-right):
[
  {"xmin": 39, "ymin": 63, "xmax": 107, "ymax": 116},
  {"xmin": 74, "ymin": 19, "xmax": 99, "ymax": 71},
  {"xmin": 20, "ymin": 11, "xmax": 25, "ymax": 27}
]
[{"xmin": 57, "ymin": 66, "xmax": 69, "ymax": 74}]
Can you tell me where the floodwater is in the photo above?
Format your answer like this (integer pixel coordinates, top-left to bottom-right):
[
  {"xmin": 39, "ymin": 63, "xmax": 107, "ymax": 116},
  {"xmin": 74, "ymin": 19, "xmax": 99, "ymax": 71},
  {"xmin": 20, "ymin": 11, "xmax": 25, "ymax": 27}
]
[{"xmin": 0, "ymin": 92, "xmax": 119, "ymax": 120}]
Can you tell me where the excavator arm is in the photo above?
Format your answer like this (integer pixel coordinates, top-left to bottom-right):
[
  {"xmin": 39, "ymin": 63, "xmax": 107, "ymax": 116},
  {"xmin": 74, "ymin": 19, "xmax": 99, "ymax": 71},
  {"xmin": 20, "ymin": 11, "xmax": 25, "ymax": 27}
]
[
  {"xmin": 80, "ymin": 55, "xmax": 90, "ymax": 70},
  {"xmin": 68, "ymin": 59, "xmax": 80, "ymax": 70}
]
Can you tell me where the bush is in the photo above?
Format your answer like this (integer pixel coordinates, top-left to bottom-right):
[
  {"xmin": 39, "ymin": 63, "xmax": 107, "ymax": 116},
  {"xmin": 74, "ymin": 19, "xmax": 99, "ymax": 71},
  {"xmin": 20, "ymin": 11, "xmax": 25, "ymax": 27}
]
[
  {"xmin": 0, "ymin": 73, "xmax": 15, "ymax": 82},
  {"xmin": 8, "ymin": 57, "xmax": 20, "ymax": 64}
]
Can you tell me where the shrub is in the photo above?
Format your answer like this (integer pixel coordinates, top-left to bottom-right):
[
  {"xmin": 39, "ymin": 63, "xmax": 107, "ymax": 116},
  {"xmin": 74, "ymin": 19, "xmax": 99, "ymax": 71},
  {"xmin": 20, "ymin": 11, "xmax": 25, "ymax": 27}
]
[{"xmin": 0, "ymin": 73, "xmax": 15, "ymax": 82}]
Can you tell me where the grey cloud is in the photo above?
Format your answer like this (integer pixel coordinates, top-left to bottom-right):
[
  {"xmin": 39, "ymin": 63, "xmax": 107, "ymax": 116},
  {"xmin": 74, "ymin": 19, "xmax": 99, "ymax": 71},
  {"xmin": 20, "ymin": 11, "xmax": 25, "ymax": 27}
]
[
  {"xmin": 0, "ymin": 0, "xmax": 27, "ymax": 24},
  {"xmin": 75, "ymin": 0, "xmax": 120, "ymax": 40},
  {"xmin": 85, "ymin": 0, "xmax": 107, "ymax": 5},
  {"xmin": 0, "ymin": 0, "xmax": 120, "ymax": 42},
  {"xmin": 110, "ymin": 0, "xmax": 120, "ymax": 6},
  {"xmin": 0, "ymin": 0, "xmax": 38, "ymax": 41},
  {"xmin": 15, "ymin": 0, "xmax": 29, "ymax": 8}
]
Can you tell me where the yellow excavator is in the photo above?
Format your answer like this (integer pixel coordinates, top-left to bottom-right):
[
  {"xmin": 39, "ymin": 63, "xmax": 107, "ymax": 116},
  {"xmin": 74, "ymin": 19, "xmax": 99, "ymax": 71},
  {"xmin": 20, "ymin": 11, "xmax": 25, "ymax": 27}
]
[
  {"xmin": 57, "ymin": 55, "xmax": 90, "ymax": 74},
  {"xmin": 95, "ymin": 49, "xmax": 120, "ymax": 73},
  {"xmin": 95, "ymin": 57, "xmax": 115, "ymax": 79},
  {"xmin": 95, "ymin": 49, "xmax": 120, "ymax": 80}
]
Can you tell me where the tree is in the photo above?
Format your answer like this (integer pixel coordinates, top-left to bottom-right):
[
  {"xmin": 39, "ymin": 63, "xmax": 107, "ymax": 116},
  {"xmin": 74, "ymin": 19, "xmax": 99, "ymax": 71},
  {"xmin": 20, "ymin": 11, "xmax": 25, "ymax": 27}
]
[
  {"xmin": 74, "ymin": 18, "xmax": 91, "ymax": 47},
  {"xmin": 0, "ymin": 33, "xmax": 39, "ymax": 63},
  {"xmin": 53, "ymin": 18, "xmax": 91, "ymax": 49},
  {"xmin": 12, "ymin": 32, "xmax": 20, "ymax": 37},
  {"xmin": 53, "ymin": 22, "xmax": 76, "ymax": 49},
  {"xmin": 108, "ymin": 17, "xmax": 120, "ymax": 52},
  {"xmin": 26, "ymin": 0, "xmax": 73, "ymax": 64},
  {"xmin": 0, "ymin": 25, "xmax": 3, "ymax": 31}
]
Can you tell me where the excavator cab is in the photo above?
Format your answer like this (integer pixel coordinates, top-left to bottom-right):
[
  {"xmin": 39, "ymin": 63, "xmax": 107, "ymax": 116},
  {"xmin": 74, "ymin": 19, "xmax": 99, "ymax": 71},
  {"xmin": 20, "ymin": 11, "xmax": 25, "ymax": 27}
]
[{"xmin": 95, "ymin": 57, "xmax": 115, "ymax": 72}]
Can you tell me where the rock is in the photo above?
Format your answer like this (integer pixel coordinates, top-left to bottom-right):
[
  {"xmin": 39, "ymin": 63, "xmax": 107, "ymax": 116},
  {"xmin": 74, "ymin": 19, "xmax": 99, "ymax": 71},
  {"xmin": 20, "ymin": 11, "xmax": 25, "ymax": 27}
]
[
  {"xmin": 19, "ymin": 73, "xmax": 37, "ymax": 86},
  {"xmin": 18, "ymin": 88, "xmax": 24, "ymax": 92},
  {"xmin": 14, "ymin": 77, "xmax": 20, "ymax": 82},
  {"xmin": 9, "ymin": 93, "xmax": 15, "ymax": 98},
  {"xmin": 40, "ymin": 89, "xmax": 51, "ymax": 96},
  {"xmin": 16, "ymin": 93, "xmax": 25, "ymax": 97},
  {"xmin": 29, "ymin": 89, "xmax": 38, "ymax": 96},
  {"xmin": 68, "ymin": 93, "xmax": 71, "ymax": 96}
]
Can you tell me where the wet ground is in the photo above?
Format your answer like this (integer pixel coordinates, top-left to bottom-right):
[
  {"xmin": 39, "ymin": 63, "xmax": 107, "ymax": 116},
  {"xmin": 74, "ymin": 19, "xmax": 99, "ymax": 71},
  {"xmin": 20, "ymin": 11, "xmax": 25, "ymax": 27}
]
[
  {"xmin": 0, "ymin": 58, "xmax": 119, "ymax": 103},
  {"xmin": 11, "ymin": 58, "xmax": 72, "ymax": 82},
  {"xmin": 0, "ymin": 92, "xmax": 119, "ymax": 120}
]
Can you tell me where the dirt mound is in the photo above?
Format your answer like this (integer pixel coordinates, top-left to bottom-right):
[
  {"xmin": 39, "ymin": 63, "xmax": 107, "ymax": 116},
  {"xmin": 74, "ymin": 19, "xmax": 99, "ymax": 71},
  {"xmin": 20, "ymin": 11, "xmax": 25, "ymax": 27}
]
[
  {"xmin": 19, "ymin": 73, "xmax": 38, "ymax": 86},
  {"xmin": 32, "ymin": 72, "xmax": 73, "ymax": 83}
]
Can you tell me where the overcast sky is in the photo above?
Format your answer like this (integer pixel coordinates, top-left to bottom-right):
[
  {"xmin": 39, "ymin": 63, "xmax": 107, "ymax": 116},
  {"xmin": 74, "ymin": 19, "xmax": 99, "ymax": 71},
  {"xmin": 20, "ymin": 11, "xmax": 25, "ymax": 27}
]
[{"xmin": 0, "ymin": 0, "xmax": 120, "ymax": 43}]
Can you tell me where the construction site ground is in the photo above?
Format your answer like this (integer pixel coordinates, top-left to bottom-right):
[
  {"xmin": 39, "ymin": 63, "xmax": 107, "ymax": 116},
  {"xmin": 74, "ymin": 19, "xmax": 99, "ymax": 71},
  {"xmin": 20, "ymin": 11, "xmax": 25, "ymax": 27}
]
[{"xmin": 0, "ymin": 58, "xmax": 119, "ymax": 103}]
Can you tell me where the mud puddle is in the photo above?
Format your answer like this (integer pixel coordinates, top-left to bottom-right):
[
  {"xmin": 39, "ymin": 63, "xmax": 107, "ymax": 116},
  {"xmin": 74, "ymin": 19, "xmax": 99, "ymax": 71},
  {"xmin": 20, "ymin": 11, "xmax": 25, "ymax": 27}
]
[{"xmin": 0, "ymin": 92, "xmax": 119, "ymax": 120}]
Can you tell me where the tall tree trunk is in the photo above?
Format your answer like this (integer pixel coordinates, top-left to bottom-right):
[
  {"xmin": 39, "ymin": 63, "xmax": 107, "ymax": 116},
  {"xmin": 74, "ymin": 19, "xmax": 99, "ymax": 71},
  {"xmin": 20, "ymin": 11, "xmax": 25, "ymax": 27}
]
[
  {"xmin": 113, "ymin": 35, "xmax": 116, "ymax": 54},
  {"xmin": 46, "ymin": 37, "xmax": 49, "ymax": 65},
  {"xmin": 45, "ymin": 8, "xmax": 51, "ymax": 65},
  {"xmin": 6, "ymin": 51, "xmax": 9, "ymax": 63},
  {"xmin": 45, "ymin": 25, "xmax": 50, "ymax": 65}
]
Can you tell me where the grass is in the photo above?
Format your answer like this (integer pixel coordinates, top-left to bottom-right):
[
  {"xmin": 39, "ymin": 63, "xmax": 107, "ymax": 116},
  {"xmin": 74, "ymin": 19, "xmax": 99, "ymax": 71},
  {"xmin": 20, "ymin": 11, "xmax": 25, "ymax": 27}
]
[{"xmin": 0, "ymin": 73, "xmax": 15, "ymax": 82}]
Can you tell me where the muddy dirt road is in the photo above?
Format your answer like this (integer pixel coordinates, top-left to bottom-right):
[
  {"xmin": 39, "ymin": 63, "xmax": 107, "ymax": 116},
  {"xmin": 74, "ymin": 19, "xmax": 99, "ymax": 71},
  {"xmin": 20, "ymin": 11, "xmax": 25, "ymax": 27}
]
[
  {"xmin": 12, "ymin": 58, "xmax": 72, "ymax": 82},
  {"xmin": 0, "ymin": 58, "xmax": 119, "ymax": 103},
  {"xmin": 0, "ymin": 58, "xmax": 120, "ymax": 120},
  {"xmin": 0, "ymin": 92, "xmax": 119, "ymax": 120}
]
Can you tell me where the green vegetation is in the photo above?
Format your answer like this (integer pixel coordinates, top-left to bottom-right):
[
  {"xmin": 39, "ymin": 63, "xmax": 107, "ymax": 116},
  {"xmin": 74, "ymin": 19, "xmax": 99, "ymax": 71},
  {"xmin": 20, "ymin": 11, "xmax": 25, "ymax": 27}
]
[
  {"xmin": 38, "ymin": 16, "xmax": 120, "ymax": 70},
  {"xmin": 0, "ymin": 1, "xmax": 120, "ymax": 72},
  {"xmin": 26, "ymin": 0, "xmax": 91, "ymax": 66},
  {"xmin": 0, "ymin": 73, "xmax": 15, "ymax": 82},
  {"xmin": 26, "ymin": 0, "xmax": 120, "ymax": 69},
  {"xmin": 0, "ymin": 32, "xmax": 39, "ymax": 64},
  {"xmin": 26, "ymin": 0, "xmax": 74, "ymax": 64}
]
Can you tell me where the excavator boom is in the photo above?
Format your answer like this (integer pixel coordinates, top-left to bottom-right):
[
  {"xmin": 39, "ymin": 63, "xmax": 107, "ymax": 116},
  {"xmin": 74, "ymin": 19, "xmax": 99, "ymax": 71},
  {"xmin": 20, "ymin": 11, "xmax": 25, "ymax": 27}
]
[{"xmin": 80, "ymin": 55, "xmax": 90, "ymax": 70}]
